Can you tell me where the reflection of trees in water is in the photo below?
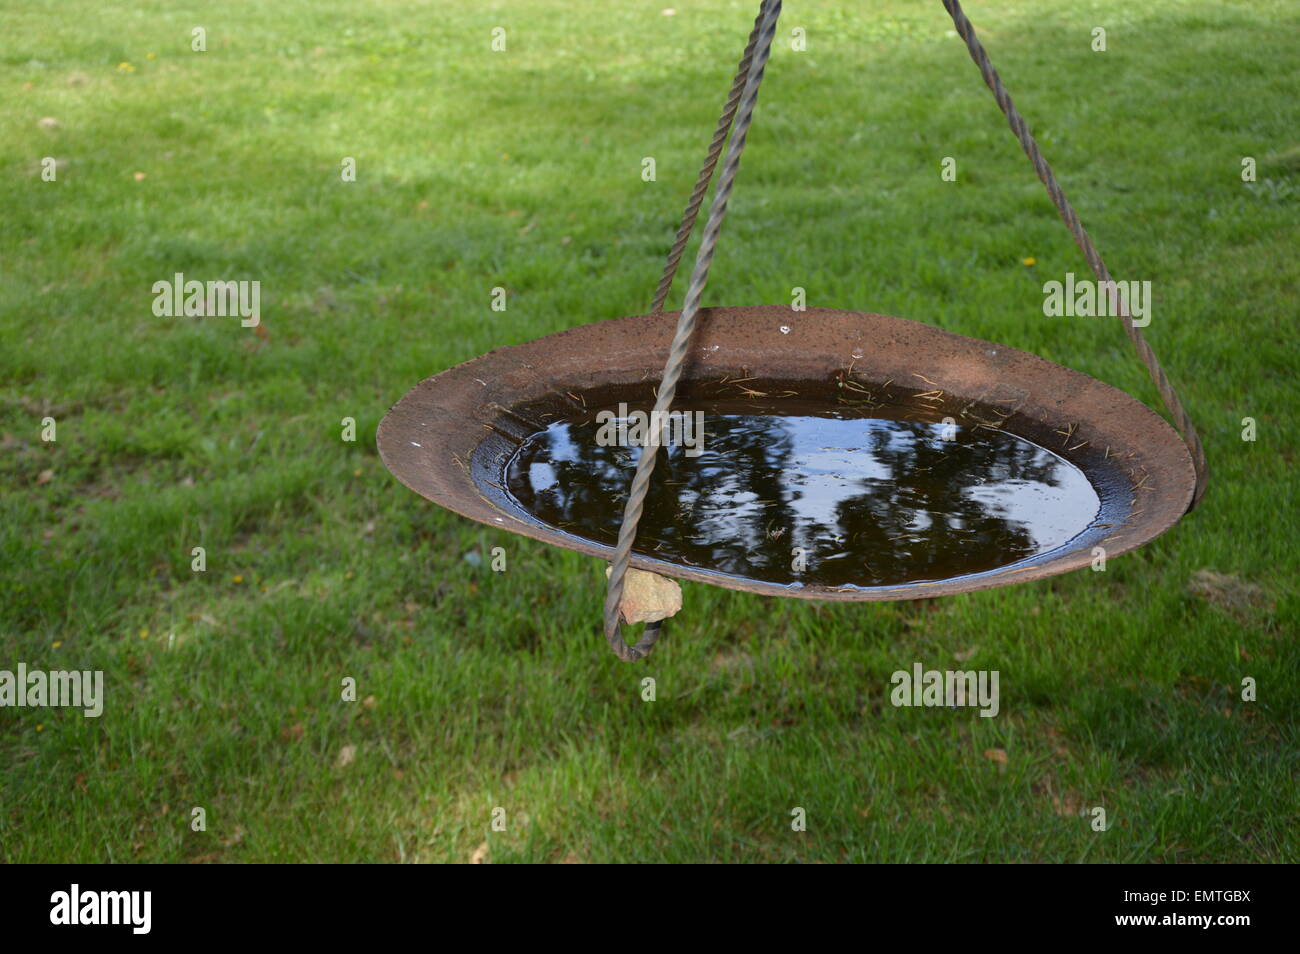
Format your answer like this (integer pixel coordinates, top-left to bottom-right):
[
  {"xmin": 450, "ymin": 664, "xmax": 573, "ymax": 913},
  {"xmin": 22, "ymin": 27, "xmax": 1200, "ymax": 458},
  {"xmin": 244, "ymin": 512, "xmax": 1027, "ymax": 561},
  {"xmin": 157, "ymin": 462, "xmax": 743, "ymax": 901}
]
[
  {"xmin": 506, "ymin": 412, "xmax": 1075, "ymax": 586},
  {"xmin": 820, "ymin": 424, "xmax": 1061, "ymax": 583},
  {"xmin": 660, "ymin": 417, "xmax": 798, "ymax": 574}
]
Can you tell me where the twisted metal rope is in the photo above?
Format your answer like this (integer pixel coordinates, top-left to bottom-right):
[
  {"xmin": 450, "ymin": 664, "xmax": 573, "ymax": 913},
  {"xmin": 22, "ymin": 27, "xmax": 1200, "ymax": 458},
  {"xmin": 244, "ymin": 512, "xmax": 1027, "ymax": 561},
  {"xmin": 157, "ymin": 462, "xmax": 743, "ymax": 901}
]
[
  {"xmin": 650, "ymin": 4, "xmax": 768, "ymax": 314},
  {"xmin": 942, "ymin": 0, "xmax": 1208, "ymax": 509},
  {"xmin": 602, "ymin": 0, "xmax": 782, "ymax": 661}
]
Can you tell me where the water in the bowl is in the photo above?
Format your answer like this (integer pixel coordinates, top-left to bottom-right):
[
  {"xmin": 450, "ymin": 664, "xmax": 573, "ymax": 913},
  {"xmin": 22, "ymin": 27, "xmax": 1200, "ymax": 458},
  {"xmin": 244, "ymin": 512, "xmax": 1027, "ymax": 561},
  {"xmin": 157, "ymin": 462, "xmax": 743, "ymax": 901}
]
[{"xmin": 504, "ymin": 400, "xmax": 1100, "ymax": 588}]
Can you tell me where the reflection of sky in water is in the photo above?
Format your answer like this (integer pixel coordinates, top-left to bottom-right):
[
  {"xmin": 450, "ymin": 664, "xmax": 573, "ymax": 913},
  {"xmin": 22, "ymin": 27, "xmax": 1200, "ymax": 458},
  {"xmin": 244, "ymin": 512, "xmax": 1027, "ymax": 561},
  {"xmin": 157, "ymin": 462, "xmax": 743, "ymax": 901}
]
[
  {"xmin": 961, "ymin": 479, "xmax": 1093, "ymax": 545},
  {"xmin": 506, "ymin": 411, "xmax": 1101, "ymax": 587},
  {"xmin": 528, "ymin": 461, "xmax": 558, "ymax": 491},
  {"xmin": 778, "ymin": 418, "xmax": 925, "ymax": 534}
]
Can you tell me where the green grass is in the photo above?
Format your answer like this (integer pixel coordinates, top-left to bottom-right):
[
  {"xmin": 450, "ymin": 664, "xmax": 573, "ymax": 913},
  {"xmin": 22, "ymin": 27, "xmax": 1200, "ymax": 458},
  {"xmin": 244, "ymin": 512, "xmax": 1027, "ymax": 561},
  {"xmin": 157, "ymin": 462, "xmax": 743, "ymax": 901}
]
[{"xmin": 1, "ymin": 0, "xmax": 1297, "ymax": 863}]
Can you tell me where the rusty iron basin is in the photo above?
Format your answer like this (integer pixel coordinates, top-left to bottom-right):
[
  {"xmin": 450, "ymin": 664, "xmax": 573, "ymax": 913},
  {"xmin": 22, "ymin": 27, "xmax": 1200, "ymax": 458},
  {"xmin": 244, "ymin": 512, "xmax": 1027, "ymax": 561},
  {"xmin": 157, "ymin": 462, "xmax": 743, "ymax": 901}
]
[{"xmin": 377, "ymin": 305, "xmax": 1195, "ymax": 601}]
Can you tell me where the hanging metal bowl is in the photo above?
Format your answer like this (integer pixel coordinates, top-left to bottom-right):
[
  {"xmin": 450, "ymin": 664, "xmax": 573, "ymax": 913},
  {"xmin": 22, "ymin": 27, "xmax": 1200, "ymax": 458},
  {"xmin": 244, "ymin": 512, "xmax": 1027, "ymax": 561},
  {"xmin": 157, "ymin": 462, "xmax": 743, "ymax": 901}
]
[{"xmin": 377, "ymin": 305, "xmax": 1195, "ymax": 601}]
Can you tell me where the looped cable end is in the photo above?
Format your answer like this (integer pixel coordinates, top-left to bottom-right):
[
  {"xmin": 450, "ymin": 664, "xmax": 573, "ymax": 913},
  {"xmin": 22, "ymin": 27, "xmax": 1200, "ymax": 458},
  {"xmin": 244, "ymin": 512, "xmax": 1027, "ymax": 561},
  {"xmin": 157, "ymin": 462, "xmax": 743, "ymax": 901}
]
[{"xmin": 605, "ymin": 619, "xmax": 665, "ymax": 663}]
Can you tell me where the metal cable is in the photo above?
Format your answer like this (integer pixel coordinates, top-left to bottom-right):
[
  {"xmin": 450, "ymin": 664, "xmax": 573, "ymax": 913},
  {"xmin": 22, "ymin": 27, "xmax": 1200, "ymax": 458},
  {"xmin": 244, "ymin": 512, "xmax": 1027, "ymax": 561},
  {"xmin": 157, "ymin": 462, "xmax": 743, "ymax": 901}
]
[
  {"xmin": 602, "ymin": 0, "xmax": 782, "ymax": 661},
  {"xmin": 650, "ymin": 4, "xmax": 768, "ymax": 313},
  {"xmin": 942, "ymin": 0, "xmax": 1208, "ymax": 509}
]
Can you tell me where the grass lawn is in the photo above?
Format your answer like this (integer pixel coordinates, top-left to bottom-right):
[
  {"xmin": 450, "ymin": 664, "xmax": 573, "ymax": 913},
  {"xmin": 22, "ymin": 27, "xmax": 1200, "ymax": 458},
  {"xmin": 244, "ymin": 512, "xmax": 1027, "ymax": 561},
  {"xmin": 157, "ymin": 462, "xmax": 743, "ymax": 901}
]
[{"xmin": 1, "ymin": 0, "xmax": 1297, "ymax": 863}]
